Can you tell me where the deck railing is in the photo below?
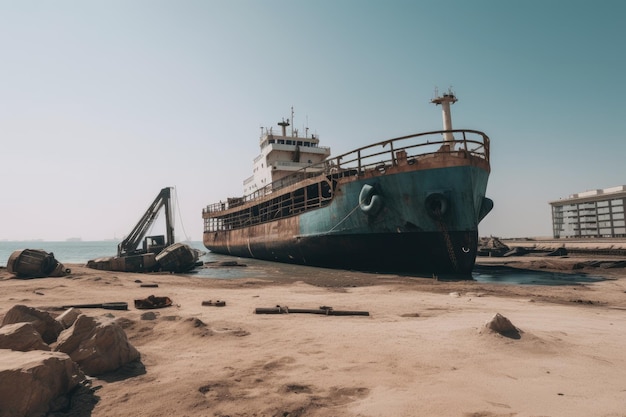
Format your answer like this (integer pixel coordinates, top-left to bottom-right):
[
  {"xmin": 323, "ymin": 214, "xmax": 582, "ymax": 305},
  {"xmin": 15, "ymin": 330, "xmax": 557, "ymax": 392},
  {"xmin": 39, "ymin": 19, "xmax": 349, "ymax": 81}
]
[{"xmin": 203, "ymin": 129, "xmax": 489, "ymax": 215}]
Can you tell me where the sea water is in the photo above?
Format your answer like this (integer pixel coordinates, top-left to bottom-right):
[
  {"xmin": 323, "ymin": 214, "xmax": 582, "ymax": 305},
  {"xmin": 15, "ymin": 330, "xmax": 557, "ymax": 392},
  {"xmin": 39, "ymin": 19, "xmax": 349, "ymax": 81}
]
[
  {"xmin": 472, "ymin": 264, "xmax": 603, "ymax": 286},
  {"xmin": 0, "ymin": 240, "xmax": 263, "ymax": 277},
  {"xmin": 0, "ymin": 241, "xmax": 603, "ymax": 285},
  {"xmin": 0, "ymin": 241, "xmax": 209, "ymax": 266}
]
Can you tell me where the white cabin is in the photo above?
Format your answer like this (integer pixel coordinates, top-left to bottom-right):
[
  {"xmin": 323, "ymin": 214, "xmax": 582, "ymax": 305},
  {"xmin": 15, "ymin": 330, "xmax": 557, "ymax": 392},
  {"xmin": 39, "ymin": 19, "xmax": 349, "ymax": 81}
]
[{"xmin": 243, "ymin": 116, "xmax": 331, "ymax": 196}]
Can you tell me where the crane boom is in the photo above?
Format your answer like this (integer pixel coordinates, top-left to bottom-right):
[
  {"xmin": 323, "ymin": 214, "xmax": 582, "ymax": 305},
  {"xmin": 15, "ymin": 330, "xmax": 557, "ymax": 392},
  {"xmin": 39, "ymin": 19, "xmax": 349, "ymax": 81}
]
[{"xmin": 117, "ymin": 187, "xmax": 175, "ymax": 257}]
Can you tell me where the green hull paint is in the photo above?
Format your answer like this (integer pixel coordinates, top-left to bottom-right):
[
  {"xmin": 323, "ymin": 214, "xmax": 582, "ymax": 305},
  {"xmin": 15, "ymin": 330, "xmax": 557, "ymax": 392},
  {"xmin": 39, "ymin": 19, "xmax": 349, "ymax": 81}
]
[{"xmin": 299, "ymin": 165, "xmax": 489, "ymax": 236}]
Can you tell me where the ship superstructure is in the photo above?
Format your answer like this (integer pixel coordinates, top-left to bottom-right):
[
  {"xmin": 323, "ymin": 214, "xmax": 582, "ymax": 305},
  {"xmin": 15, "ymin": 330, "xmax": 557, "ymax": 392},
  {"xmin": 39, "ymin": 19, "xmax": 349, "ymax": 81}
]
[{"xmin": 244, "ymin": 109, "xmax": 331, "ymax": 197}]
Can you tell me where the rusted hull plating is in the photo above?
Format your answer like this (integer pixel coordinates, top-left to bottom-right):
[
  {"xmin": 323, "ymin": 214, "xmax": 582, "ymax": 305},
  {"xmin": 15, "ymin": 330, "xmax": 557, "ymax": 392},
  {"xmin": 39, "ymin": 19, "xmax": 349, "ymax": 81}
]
[{"xmin": 203, "ymin": 164, "xmax": 491, "ymax": 276}]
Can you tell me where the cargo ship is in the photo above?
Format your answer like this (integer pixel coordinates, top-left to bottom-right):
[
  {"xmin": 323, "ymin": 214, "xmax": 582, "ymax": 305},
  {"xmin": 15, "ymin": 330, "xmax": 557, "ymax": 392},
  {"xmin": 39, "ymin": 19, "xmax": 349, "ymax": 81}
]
[{"xmin": 202, "ymin": 91, "xmax": 493, "ymax": 276}]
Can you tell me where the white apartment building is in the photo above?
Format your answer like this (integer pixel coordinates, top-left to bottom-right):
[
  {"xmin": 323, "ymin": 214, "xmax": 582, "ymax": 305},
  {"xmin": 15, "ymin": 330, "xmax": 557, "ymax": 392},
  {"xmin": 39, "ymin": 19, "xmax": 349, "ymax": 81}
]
[{"xmin": 549, "ymin": 185, "xmax": 626, "ymax": 238}]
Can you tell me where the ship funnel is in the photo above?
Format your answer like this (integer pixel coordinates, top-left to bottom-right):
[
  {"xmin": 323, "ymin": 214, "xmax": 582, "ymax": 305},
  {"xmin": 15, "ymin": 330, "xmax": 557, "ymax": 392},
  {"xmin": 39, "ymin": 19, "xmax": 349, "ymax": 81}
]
[{"xmin": 431, "ymin": 89, "xmax": 457, "ymax": 145}]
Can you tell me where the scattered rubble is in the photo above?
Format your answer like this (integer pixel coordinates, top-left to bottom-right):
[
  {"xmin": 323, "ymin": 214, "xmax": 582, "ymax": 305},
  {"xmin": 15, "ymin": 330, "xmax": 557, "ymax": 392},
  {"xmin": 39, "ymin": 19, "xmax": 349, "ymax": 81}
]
[
  {"xmin": 478, "ymin": 237, "xmax": 511, "ymax": 257},
  {"xmin": 55, "ymin": 314, "xmax": 140, "ymax": 376},
  {"xmin": 0, "ymin": 349, "xmax": 84, "ymax": 417},
  {"xmin": 134, "ymin": 295, "xmax": 173, "ymax": 309},
  {"xmin": 0, "ymin": 304, "xmax": 141, "ymax": 415},
  {"xmin": 2, "ymin": 304, "xmax": 64, "ymax": 344},
  {"xmin": 484, "ymin": 313, "xmax": 522, "ymax": 339},
  {"xmin": 0, "ymin": 322, "xmax": 51, "ymax": 352}
]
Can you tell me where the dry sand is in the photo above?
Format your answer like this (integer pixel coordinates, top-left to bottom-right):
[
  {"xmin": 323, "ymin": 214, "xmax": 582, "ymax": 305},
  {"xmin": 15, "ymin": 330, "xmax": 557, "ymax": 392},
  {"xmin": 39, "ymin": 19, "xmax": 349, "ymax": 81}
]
[{"xmin": 2, "ymin": 256, "xmax": 626, "ymax": 417}]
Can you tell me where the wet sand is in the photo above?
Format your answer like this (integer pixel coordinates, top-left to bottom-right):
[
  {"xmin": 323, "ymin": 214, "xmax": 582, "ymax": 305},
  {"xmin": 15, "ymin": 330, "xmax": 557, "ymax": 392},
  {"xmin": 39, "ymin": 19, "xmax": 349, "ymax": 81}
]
[{"xmin": 2, "ymin": 255, "xmax": 626, "ymax": 417}]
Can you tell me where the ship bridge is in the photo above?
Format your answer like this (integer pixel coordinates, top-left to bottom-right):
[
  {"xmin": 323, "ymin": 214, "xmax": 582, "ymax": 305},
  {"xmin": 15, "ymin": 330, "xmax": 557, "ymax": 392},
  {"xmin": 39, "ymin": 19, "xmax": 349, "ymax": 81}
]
[{"xmin": 246, "ymin": 112, "xmax": 331, "ymax": 196}]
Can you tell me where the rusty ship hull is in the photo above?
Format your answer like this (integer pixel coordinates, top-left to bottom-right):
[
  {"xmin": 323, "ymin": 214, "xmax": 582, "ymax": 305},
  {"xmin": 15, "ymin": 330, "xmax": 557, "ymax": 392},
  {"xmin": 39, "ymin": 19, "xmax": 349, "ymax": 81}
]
[{"xmin": 203, "ymin": 127, "xmax": 492, "ymax": 276}]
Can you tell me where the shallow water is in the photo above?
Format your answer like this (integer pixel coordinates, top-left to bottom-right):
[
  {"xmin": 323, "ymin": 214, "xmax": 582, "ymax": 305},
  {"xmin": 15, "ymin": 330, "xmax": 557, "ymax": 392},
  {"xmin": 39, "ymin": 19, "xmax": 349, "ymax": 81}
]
[
  {"xmin": 471, "ymin": 265, "xmax": 604, "ymax": 286},
  {"xmin": 0, "ymin": 241, "xmax": 605, "ymax": 286},
  {"xmin": 196, "ymin": 253, "xmax": 605, "ymax": 286},
  {"xmin": 0, "ymin": 240, "xmax": 209, "ymax": 265}
]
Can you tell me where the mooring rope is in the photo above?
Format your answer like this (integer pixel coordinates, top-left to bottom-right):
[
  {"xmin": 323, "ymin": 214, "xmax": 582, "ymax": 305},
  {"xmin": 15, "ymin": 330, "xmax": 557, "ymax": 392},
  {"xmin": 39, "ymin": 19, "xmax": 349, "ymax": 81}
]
[
  {"xmin": 327, "ymin": 202, "xmax": 363, "ymax": 233},
  {"xmin": 173, "ymin": 187, "xmax": 190, "ymax": 241}
]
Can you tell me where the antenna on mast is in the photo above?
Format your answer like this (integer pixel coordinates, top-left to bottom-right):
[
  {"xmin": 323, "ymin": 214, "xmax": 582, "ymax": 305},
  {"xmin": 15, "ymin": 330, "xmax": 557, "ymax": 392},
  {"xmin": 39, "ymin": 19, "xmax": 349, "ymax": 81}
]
[{"xmin": 431, "ymin": 87, "xmax": 458, "ymax": 145}]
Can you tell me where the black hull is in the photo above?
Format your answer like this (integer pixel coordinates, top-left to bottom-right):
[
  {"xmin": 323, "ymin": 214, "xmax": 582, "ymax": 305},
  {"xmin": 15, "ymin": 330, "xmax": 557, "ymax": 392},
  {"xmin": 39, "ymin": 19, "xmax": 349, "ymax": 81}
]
[{"xmin": 205, "ymin": 230, "xmax": 478, "ymax": 278}]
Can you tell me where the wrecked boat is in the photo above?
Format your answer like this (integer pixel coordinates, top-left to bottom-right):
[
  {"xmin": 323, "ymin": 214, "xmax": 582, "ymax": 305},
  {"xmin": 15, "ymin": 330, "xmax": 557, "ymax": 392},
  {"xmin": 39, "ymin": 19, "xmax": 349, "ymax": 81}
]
[
  {"xmin": 7, "ymin": 249, "xmax": 71, "ymax": 278},
  {"xmin": 155, "ymin": 242, "xmax": 202, "ymax": 272},
  {"xmin": 202, "ymin": 91, "xmax": 493, "ymax": 276},
  {"xmin": 87, "ymin": 187, "xmax": 202, "ymax": 273}
]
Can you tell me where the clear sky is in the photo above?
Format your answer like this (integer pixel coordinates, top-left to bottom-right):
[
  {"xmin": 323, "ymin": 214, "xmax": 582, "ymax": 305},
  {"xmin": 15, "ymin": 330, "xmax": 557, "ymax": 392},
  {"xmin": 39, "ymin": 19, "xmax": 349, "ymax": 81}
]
[{"xmin": 1, "ymin": 1, "xmax": 624, "ymax": 241}]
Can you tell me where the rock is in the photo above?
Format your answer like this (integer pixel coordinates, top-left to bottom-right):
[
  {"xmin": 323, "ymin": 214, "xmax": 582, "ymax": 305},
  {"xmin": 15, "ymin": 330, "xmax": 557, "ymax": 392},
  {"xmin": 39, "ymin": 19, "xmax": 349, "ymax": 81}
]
[
  {"xmin": 0, "ymin": 349, "xmax": 84, "ymax": 417},
  {"xmin": 0, "ymin": 322, "xmax": 50, "ymax": 352},
  {"xmin": 140, "ymin": 311, "xmax": 158, "ymax": 320},
  {"xmin": 1, "ymin": 305, "xmax": 64, "ymax": 344},
  {"xmin": 484, "ymin": 313, "xmax": 522, "ymax": 338},
  {"xmin": 56, "ymin": 307, "xmax": 82, "ymax": 329},
  {"xmin": 55, "ymin": 315, "xmax": 140, "ymax": 376}
]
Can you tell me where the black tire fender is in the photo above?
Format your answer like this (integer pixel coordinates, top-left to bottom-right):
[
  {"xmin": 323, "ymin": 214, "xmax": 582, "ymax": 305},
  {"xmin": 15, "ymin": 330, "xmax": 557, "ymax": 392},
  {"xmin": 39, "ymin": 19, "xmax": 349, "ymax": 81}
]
[{"xmin": 425, "ymin": 192, "xmax": 448, "ymax": 218}]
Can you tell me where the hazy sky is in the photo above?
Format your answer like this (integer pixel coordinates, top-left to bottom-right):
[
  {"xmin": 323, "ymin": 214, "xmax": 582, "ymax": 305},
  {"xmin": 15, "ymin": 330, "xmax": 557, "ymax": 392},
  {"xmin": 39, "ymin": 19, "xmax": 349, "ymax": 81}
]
[{"xmin": 1, "ymin": 1, "xmax": 624, "ymax": 241}]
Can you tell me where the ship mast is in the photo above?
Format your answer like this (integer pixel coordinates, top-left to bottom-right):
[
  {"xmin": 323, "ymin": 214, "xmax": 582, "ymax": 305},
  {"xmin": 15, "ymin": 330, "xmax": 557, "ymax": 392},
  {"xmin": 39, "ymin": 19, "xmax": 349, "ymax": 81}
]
[
  {"xmin": 277, "ymin": 107, "xmax": 297, "ymax": 137},
  {"xmin": 431, "ymin": 88, "xmax": 457, "ymax": 145},
  {"xmin": 278, "ymin": 118, "xmax": 290, "ymax": 136}
]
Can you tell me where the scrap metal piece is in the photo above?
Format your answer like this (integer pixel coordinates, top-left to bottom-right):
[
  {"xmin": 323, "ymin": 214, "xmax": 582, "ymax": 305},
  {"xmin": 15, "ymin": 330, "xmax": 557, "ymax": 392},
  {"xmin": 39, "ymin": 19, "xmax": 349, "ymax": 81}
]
[
  {"xmin": 7, "ymin": 249, "xmax": 71, "ymax": 278},
  {"xmin": 202, "ymin": 300, "xmax": 226, "ymax": 307},
  {"xmin": 61, "ymin": 302, "xmax": 129, "ymax": 311},
  {"xmin": 254, "ymin": 305, "xmax": 369, "ymax": 316},
  {"xmin": 134, "ymin": 295, "xmax": 173, "ymax": 309}
]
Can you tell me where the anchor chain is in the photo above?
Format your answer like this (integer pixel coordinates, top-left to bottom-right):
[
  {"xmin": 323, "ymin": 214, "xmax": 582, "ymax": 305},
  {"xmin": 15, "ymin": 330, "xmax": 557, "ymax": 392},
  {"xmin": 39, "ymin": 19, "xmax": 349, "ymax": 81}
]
[{"xmin": 434, "ymin": 208, "xmax": 459, "ymax": 272}]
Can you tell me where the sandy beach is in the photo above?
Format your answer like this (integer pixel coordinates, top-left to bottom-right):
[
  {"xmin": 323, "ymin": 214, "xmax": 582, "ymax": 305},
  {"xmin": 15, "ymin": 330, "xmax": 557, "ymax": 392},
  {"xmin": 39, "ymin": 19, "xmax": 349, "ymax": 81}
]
[{"xmin": 2, "ymin": 256, "xmax": 626, "ymax": 417}]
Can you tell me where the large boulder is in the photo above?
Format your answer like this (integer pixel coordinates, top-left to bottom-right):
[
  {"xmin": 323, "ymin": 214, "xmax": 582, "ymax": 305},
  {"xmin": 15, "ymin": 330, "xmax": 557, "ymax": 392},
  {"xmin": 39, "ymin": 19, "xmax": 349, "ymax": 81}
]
[
  {"xmin": 55, "ymin": 307, "xmax": 82, "ymax": 329},
  {"xmin": 0, "ymin": 322, "xmax": 50, "ymax": 352},
  {"xmin": 55, "ymin": 314, "xmax": 140, "ymax": 376},
  {"xmin": 1, "ymin": 305, "xmax": 64, "ymax": 344},
  {"xmin": 0, "ymin": 349, "xmax": 83, "ymax": 417}
]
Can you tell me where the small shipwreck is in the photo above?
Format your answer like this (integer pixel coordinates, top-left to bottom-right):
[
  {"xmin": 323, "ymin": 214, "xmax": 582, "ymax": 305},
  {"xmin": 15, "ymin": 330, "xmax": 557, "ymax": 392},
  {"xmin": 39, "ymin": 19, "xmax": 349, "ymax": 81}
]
[
  {"xmin": 7, "ymin": 249, "xmax": 71, "ymax": 278},
  {"xmin": 87, "ymin": 187, "xmax": 203, "ymax": 273}
]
